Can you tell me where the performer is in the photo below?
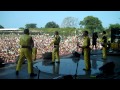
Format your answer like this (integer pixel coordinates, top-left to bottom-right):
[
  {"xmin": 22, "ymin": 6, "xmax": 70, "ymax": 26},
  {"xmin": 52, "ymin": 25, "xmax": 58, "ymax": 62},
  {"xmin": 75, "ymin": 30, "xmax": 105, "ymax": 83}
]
[
  {"xmin": 49, "ymin": 31, "xmax": 61, "ymax": 63},
  {"xmin": 101, "ymin": 31, "xmax": 107, "ymax": 60},
  {"xmin": 16, "ymin": 29, "xmax": 37, "ymax": 77},
  {"xmin": 77, "ymin": 31, "xmax": 91, "ymax": 71}
]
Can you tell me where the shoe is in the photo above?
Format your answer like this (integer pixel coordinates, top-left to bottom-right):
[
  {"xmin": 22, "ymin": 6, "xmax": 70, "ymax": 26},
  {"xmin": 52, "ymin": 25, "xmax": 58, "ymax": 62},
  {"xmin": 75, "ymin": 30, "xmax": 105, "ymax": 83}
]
[
  {"xmin": 83, "ymin": 68, "xmax": 91, "ymax": 71},
  {"xmin": 49, "ymin": 62, "xmax": 55, "ymax": 64},
  {"xmin": 56, "ymin": 61, "xmax": 60, "ymax": 63},
  {"xmin": 30, "ymin": 73, "xmax": 37, "ymax": 77},
  {"xmin": 16, "ymin": 71, "xmax": 19, "ymax": 76}
]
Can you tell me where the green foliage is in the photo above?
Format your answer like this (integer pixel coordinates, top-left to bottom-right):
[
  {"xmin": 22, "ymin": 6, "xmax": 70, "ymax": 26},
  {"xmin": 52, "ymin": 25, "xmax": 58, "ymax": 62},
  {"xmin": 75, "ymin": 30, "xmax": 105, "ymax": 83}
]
[
  {"xmin": 30, "ymin": 28, "xmax": 77, "ymax": 37},
  {"xmin": 28, "ymin": 26, "xmax": 98, "ymax": 38},
  {"xmin": 25, "ymin": 23, "xmax": 37, "ymax": 29},
  {"xmin": 79, "ymin": 16, "xmax": 103, "ymax": 33},
  {"xmin": 45, "ymin": 21, "xmax": 59, "ymax": 28},
  {"xmin": 105, "ymin": 28, "xmax": 111, "ymax": 38},
  {"xmin": 19, "ymin": 27, "xmax": 24, "ymax": 30},
  {"xmin": 109, "ymin": 23, "xmax": 120, "ymax": 30},
  {"xmin": 0, "ymin": 25, "xmax": 4, "ymax": 28}
]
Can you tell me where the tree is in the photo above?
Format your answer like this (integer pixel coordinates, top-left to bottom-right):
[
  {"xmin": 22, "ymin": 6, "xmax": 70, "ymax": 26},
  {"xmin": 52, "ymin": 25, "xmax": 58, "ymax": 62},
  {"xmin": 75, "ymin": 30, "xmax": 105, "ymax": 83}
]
[
  {"xmin": 61, "ymin": 17, "xmax": 79, "ymax": 28},
  {"xmin": 19, "ymin": 27, "xmax": 24, "ymax": 30},
  {"xmin": 109, "ymin": 23, "xmax": 120, "ymax": 30},
  {"xmin": 25, "ymin": 23, "xmax": 37, "ymax": 29},
  {"xmin": 0, "ymin": 25, "xmax": 4, "ymax": 28},
  {"xmin": 79, "ymin": 16, "xmax": 103, "ymax": 33},
  {"xmin": 45, "ymin": 21, "xmax": 59, "ymax": 28}
]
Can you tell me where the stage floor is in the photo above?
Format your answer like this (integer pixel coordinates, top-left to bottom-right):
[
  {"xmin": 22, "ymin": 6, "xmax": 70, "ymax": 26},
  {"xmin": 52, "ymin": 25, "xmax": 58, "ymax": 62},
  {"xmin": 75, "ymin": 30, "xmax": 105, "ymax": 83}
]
[
  {"xmin": 1, "ymin": 49, "xmax": 120, "ymax": 79},
  {"xmin": 33, "ymin": 58, "xmax": 104, "ymax": 76}
]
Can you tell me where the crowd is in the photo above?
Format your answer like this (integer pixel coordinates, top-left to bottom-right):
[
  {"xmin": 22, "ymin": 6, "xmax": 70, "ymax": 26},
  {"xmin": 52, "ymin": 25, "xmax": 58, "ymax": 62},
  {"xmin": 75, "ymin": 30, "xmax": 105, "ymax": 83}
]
[{"xmin": 0, "ymin": 33, "xmax": 102, "ymax": 64}]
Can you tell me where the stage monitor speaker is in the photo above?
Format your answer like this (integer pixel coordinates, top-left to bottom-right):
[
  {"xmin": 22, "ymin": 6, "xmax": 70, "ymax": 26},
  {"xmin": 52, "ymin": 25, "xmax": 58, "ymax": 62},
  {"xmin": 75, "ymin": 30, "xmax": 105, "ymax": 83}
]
[
  {"xmin": 62, "ymin": 75, "xmax": 73, "ymax": 79},
  {"xmin": 99, "ymin": 62, "xmax": 115, "ymax": 75},
  {"xmin": 72, "ymin": 51, "xmax": 80, "ymax": 58},
  {"xmin": 42, "ymin": 52, "xmax": 52, "ymax": 60}
]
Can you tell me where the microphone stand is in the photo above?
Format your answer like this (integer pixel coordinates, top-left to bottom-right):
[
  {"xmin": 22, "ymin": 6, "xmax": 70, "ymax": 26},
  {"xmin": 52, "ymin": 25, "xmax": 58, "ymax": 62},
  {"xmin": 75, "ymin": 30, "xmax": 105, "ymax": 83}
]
[
  {"xmin": 74, "ymin": 36, "xmax": 80, "ymax": 79},
  {"xmin": 72, "ymin": 57, "xmax": 80, "ymax": 79},
  {"xmin": 74, "ymin": 60, "xmax": 79, "ymax": 79},
  {"xmin": 36, "ymin": 66, "xmax": 41, "ymax": 79}
]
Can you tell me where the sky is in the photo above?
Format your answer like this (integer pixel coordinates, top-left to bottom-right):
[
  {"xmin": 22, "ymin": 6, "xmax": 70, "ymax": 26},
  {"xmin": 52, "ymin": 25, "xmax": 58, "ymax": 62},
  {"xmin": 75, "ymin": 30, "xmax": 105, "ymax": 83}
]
[{"xmin": 0, "ymin": 11, "xmax": 120, "ymax": 28}]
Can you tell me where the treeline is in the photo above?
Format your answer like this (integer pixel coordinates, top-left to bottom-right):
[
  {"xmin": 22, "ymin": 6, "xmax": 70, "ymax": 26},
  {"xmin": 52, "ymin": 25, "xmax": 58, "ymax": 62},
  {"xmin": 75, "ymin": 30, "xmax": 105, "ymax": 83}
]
[{"xmin": 1, "ymin": 15, "xmax": 120, "ymax": 37}]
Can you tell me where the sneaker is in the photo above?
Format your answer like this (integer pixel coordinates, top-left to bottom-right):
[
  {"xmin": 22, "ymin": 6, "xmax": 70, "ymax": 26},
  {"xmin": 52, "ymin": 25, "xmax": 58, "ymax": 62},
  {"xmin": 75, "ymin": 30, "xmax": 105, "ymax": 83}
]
[
  {"xmin": 56, "ymin": 61, "xmax": 60, "ymax": 63},
  {"xmin": 16, "ymin": 71, "xmax": 19, "ymax": 76},
  {"xmin": 30, "ymin": 73, "xmax": 37, "ymax": 77},
  {"xmin": 83, "ymin": 68, "xmax": 91, "ymax": 71},
  {"xmin": 49, "ymin": 62, "xmax": 55, "ymax": 64}
]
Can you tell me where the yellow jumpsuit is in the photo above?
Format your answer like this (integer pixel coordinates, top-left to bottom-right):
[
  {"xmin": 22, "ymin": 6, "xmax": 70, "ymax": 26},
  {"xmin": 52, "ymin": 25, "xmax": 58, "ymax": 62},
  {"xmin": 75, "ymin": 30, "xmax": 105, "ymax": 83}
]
[
  {"xmin": 32, "ymin": 47, "xmax": 37, "ymax": 61},
  {"xmin": 81, "ymin": 36, "xmax": 91, "ymax": 70},
  {"xmin": 101, "ymin": 35, "xmax": 107, "ymax": 60},
  {"xmin": 16, "ymin": 34, "xmax": 34, "ymax": 74},
  {"xmin": 50, "ymin": 35, "xmax": 61, "ymax": 62}
]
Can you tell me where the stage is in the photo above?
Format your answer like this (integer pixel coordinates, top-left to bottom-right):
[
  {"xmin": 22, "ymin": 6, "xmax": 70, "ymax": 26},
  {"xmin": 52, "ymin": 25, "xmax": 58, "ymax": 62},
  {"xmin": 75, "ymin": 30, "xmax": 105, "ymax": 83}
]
[
  {"xmin": 33, "ymin": 58, "xmax": 104, "ymax": 78},
  {"xmin": 0, "ymin": 50, "xmax": 120, "ymax": 79}
]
